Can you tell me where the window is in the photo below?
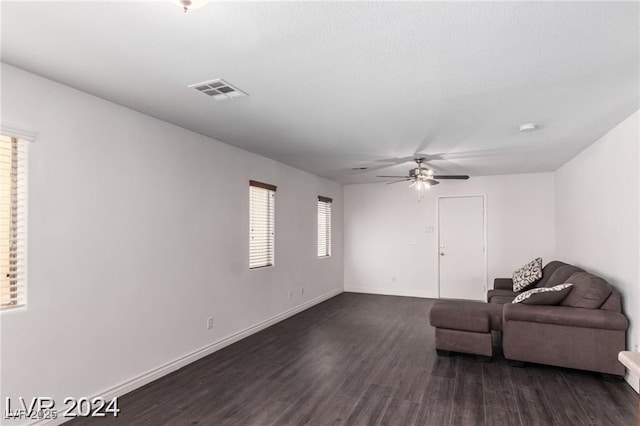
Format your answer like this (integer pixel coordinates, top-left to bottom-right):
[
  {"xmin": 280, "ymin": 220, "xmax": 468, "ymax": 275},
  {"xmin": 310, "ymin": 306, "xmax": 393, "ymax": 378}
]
[
  {"xmin": 1, "ymin": 135, "xmax": 27, "ymax": 310},
  {"xmin": 249, "ymin": 180, "xmax": 276, "ymax": 269},
  {"xmin": 317, "ymin": 196, "xmax": 332, "ymax": 257}
]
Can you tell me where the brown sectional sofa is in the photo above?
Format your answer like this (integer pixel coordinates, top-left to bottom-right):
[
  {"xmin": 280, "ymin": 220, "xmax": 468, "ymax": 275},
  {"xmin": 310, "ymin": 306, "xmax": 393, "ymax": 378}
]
[{"xmin": 430, "ymin": 260, "xmax": 629, "ymax": 376}]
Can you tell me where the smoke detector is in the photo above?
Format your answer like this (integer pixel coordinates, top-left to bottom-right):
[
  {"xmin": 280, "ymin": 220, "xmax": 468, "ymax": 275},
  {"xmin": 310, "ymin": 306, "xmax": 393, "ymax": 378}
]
[
  {"xmin": 189, "ymin": 79, "xmax": 248, "ymax": 101},
  {"xmin": 519, "ymin": 123, "xmax": 538, "ymax": 132}
]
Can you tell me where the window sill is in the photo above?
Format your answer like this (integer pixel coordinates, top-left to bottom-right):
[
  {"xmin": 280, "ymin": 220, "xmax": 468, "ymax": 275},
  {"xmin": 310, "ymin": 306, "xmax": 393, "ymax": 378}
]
[
  {"xmin": 1, "ymin": 304, "xmax": 27, "ymax": 314},
  {"xmin": 250, "ymin": 264, "xmax": 274, "ymax": 270}
]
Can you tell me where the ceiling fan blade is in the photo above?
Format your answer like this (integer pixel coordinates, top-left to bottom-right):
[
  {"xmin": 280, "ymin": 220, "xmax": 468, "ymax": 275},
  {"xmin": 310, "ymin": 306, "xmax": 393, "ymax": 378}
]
[
  {"xmin": 350, "ymin": 162, "xmax": 405, "ymax": 174},
  {"xmin": 377, "ymin": 175, "xmax": 411, "ymax": 178},
  {"xmin": 385, "ymin": 179, "xmax": 412, "ymax": 185},
  {"xmin": 376, "ymin": 156, "xmax": 416, "ymax": 164},
  {"xmin": 431, "ymin": 175, "xmax": 470, "ymax": 180},
  {"xmin": 414, "ymin": 153, "xmax": 444, "ymax": 162},
  {"xmin": 427, "ymin": 179, "xmax": 441, "ymax": 186}
]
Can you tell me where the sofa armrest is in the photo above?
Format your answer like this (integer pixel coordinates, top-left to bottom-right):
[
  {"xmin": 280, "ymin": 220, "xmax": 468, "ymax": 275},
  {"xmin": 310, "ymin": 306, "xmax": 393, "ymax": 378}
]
[
  {"xmin": 503, "ymin": 304, "xmax": 629, "ymax": 331},
  {"xmin": 493, "ymin": 278, "xmax": 513, "ymax": 290}
]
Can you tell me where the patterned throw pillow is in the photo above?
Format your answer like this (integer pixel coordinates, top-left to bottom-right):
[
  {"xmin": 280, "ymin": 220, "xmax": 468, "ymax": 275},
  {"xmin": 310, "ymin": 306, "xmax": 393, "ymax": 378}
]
[
  {"xmin": 512, "ymin": 257, "xmax": 543, "ymax": 292},
  {"xmin": 512, "ymin": 283, "xmax": 573, "ymax": 305}
]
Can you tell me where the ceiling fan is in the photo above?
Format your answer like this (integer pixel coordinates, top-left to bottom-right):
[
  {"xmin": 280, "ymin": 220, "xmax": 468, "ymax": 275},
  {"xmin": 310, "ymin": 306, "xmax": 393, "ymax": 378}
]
[{"xmin": 377, "ymin": 157, "xmax": 469, "ymax": 199}]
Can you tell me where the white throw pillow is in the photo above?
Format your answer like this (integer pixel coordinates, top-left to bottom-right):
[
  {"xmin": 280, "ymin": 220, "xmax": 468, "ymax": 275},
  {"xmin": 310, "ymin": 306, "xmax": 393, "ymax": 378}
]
[
  {"xmin": 512, "ymin": 283, "xmax": 573, "ymax": 305},
  {"xmin": 512, "ymin": 257, "xmax": 543, "ymax": 292}
]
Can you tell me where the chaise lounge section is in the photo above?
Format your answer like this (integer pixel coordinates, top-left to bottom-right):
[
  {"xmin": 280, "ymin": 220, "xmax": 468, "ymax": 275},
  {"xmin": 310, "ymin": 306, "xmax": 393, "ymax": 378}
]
[{"xmin": 429, "ymin": 300, "xmax": 502, "ymax": 358}]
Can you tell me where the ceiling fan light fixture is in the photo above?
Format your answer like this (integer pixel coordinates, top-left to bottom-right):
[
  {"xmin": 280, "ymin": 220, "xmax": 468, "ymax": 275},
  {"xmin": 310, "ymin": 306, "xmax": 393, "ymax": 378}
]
[
  {"xmin": 411, "ymin": 178, "xmax": 431, "ymax": 201},
  {"xmin": 172, "ymin": 0, "xmax": 210, "ymax": 13},
  {"xmin": 376, "ymin": 157, "xmax": 469, "ymax": 202}
]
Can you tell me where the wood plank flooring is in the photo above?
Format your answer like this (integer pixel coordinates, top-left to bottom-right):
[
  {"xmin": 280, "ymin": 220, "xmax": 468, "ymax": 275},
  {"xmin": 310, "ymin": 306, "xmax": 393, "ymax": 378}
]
[{"xmin": 72, "ymin": 293, "xmax": 637, "ymax": 425}]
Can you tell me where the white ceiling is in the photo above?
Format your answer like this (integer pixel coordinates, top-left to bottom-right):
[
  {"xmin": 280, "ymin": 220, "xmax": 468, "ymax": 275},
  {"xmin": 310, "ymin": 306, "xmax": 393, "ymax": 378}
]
[{"xmin": 2, "ymin": 1, "xmax": 638, "ymax": 184}]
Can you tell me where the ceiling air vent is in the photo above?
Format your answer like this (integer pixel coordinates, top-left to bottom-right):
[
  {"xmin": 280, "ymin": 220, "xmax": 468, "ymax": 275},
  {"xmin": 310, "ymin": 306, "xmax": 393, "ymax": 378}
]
[{"xmin": 189, "ymin": 79, "xmax": 248, "ymax": 101}]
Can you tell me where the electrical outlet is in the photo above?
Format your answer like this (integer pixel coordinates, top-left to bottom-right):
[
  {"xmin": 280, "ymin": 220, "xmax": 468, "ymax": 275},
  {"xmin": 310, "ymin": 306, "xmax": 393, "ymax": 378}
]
[
  {"xmin": 288, "ymin": 291, "xmax": 293, "ymax": 299},
  {"xmin": 300, "ymin": 287, "xmax": 304, "ymax": 295},
  {"xmin": 207, "ymin": 317, "xmax": 214, "ymax": 330},
  {"xmin": 391, "ymin": 276, "xmax": 397, "ymax": 283},
  {"xmin": 634, "ymin": 344, "xmax": 638, "ymax": 352}
]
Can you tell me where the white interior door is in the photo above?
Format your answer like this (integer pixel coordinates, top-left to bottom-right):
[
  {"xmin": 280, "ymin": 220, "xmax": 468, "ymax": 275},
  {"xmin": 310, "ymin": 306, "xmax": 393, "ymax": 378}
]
[{"xmin": 438, "ymin": 196, "xmax": 486, "ymax": 300}]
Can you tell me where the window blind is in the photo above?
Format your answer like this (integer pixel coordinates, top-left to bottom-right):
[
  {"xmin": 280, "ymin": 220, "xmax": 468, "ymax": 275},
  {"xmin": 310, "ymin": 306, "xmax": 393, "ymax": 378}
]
[
  {"xmin": 0, "ymin": 135, "xmax": 27, "ymax": 310},
  {"xmin": 317, "ymin": 196, "xmax": 332, "ymax": 257},
  {"xmin": 249, "ymin": 180, "xmax": 276, "ymax": 269}
]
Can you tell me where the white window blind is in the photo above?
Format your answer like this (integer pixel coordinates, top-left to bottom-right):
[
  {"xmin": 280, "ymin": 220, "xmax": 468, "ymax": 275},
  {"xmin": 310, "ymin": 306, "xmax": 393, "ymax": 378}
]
[
  {"xmin": 317, "ymin": 196, "xmax": 332, "ymax": 257},
  {"xmin": 250, "ymin": 180, "xmax": 276, "ymax": 269},
  {"xmin": 0, "ymin": 135, "xmax": 27, "ymax": 310}
]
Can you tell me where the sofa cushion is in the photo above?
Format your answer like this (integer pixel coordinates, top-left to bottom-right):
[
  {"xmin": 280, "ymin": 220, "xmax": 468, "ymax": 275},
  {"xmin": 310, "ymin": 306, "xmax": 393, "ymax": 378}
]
[
  {"xmin": 544, "ymin": 264, "xmax": 585, "ymax": 288},
  {"xmin": 560, "ymin": 272, "xmax": 612, "ymax": 309},
  {"xmin": 430, "ymin": 301, "xmax": 490, "ymax": 333},
  {"xmin": 493, "ymin": 278, "xmax": 514, "ymax": 290},
  {"xmin": 600, "ymin": 291, "xmax": 622, "ymax": 312},
  {"xmin": 430, "ymin": 300, "xmax": 504, "ymax": 332},
  {"xmin": 535, "ymin": 261, "xmax": 569, "ymax": 288},
  {"xmin": 503, "ymin": 304, "xmax": 628, "ymax": 331},
  {"xmin": 512, "ymin": 257, "xmax": 543, "ymax": 292},
  {"xmin": 512, "ymin": 283, "xmax": 573, "ymax": 305},
  {"xmin": 488, "ymin": 288, "xmax": 518, "ymax": 302},
  {"xmin": 490, "ymin": 295, "xmax": 516, "ymax": 305}
]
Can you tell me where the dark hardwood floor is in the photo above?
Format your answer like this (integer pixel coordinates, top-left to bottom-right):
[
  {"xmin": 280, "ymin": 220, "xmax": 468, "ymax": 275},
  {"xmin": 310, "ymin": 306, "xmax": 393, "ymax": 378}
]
[{"xmin": 73, "ymin": 293, "xmax": 637, "ymax": 425}]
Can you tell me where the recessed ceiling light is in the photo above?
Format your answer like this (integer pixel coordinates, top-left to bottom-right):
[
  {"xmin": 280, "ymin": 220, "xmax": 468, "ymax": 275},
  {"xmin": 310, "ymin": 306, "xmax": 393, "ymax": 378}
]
[{"xmin": 519, "ymin": 123, "xmax": 538, "ymax": 132}]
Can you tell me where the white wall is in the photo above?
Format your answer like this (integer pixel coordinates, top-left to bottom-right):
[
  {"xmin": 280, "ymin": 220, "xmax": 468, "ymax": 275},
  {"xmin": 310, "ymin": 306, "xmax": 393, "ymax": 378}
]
[
  {"xmin": 344, "ymin": 173, "xmax": 556, "ymax": 298},
  {"xmin": 0, "ymin": 63, "xmax": 343, "ymax": 421},
  {"xmin": 556, "ymin": 111, "xmax": 639, "ymax": 354}
]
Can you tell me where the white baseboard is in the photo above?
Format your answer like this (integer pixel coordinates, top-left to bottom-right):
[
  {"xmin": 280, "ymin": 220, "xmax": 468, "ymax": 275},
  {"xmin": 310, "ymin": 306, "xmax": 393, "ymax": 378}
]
[
  {"xmin": 33, "ymin": 287, "xmax": 343, "ymax": 426},
  {"xmin": 625, "ymin": 370, "xmax": 639, "ymax": 393},
  {"xmin": 344, "ymin": 286, "xmax": 436, "ymax": 299}
]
